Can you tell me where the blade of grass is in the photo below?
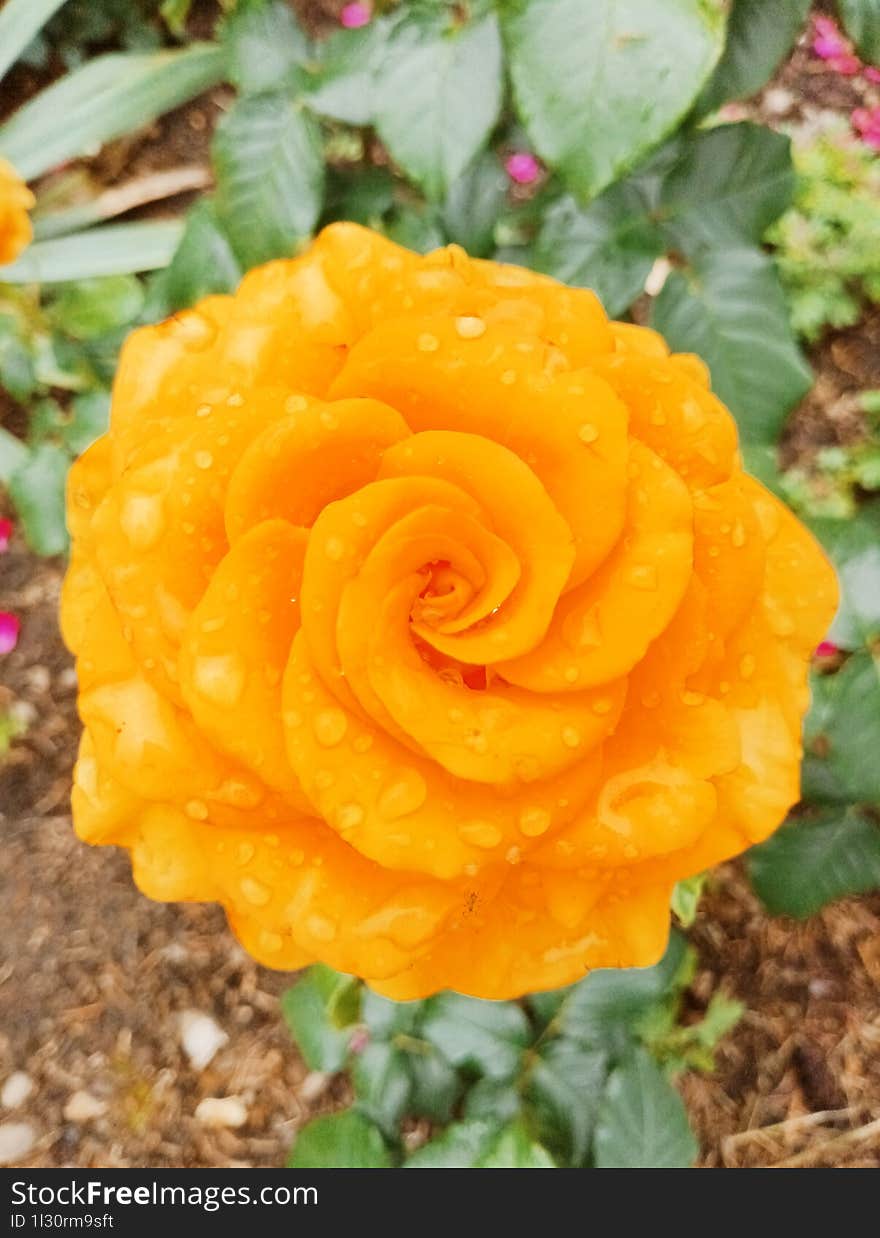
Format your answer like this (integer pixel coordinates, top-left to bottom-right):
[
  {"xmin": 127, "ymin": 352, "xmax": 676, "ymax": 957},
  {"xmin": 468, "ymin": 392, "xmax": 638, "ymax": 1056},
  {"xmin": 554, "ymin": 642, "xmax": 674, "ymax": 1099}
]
[
  {"xmin": 0, "ymin": 44, "xmax": 226, "ymax": 181},
  {"xmin": 32, "ymin": 166, "xmax": 211, "ymax": 240},
  {"xmin": 0, "ymin": 220, "xmax": 184, "ymax": 282},
  {"xmin": 0, "ymin": 0, "xmax": 69, "ymax": 84}
]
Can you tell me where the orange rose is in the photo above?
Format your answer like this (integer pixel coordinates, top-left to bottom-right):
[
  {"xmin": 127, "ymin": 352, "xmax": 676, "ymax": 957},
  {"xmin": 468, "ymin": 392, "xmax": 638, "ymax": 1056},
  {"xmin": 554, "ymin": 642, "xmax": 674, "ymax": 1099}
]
[
  {"xmin": 61, "ymin": 224, "xmax": 837, "ymax": 999},
  {"xmin": 0, "ymin": 158, "xmax": 34, "ymax": 265}
]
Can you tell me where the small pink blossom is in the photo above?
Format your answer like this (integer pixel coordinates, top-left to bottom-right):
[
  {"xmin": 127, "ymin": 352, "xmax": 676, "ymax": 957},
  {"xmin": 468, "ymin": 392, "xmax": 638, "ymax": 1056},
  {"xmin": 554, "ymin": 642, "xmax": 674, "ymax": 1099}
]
[
  {"xmin": 853, "ymin": 105, "xmax": 880, "ymax": 149},
  {"xmin": 815, "ymin": 640, "xmax": 839, "ymax": 659},
  {"xmin": 340, "ymin": 2, "xmax": 371, "ymax": 28},
  {"xmin": 864, "ymin": 66, "xmax": 880, "ymax": 84},
  {"xmin": 812, "ymin": 16, "xmax": 862, "ymax": 75},
  {"xmin": 0, "ymin": 518, "xmax": 12, "ymax": 553},
  {"xmin": 505, "ymin": 152, "xmax": 541, "ymax": 186},
  {"xmin": 0, "ymin": 612, "xmax": 19, "ymax": 655}
]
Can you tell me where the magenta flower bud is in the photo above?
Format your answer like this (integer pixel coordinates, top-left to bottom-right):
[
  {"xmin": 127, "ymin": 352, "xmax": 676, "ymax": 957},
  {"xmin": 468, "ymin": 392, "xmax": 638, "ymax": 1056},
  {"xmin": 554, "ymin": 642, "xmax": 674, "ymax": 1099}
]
[
  {"xmin": 814, "ymin": 640, "xmax": 839, "ymax": 659},
  {"xmin": 340, "ymin": 3, "xmax": 371, "ymax": 28},
  {"xmin": 0, "ymin": 612, "xmax": 20, "ymax": 655},
  {"xmin": 505, "ymin": 152, "xmax": 541, "ymax": 186},
  {"xmin": 864, "ymin": 66, "xmax": 880, "ymax": 84},
  {"xmin": 0, "ymin": 517, "xmax": 12, "ymax": 553}
]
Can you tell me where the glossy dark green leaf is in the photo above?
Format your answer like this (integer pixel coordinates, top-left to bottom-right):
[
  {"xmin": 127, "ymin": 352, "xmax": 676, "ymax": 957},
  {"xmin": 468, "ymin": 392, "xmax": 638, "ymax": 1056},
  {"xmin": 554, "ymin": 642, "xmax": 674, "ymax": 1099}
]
[
  {"xmin": 802, "ymin": 654, "xmax": 880, "ymax": 804},
  {"xmin": 360, "ymin": 988, "xmax": 421, "ymax": 1040},
  {"xmin": 223, "ymin": 0, "xmax": 309, "ymax": 94},
  {"xmin": 533, "ymin": 184, "xmax": 664, "ymax": 317},
  {"xmin": 442, "ymin": 152, "xmax": 509, "ymax": 258},
  {"xmin": 503, "ymin": 0, "xmax": 727, "ymax": 201},
  {"xmin": 419, "ymin": 993, "xmax": 530, "ymax": 1080},
  {"xmin": 462, "ymin": 1076, "xmax": 522, "ymax": 1125},
  {"xmin": 659, "ymin": 124, "xmax": 795, "ymax": 248},
  {"xmin": 839, "ymin": 0, "xmax": 880, "ymax": 62},
  {"xmin": 304, "ymin": 22, "xmax": 387, "ymax": 126},
  {"xmin": 548, "ymin": 929, "xmax": 687, "ymax": 1051},
  {"xmin": 651, "ymin": 247, "xmax": 812, "ymax": 443},
  {"xmin": 322, "ymin": 166, "xmax": 395, "ymax": 229},
  {"xmin": 404, "ymin": 1119, "xmax": 499, "ymax": 1169},
  {"xmin": 526, "ymin": 1039, "xmax": 608, "ymax": 1165},
  {"xmin": 384, "ymin": 206, "xmax": 445, "ymax": 255},
  {"xmin": 213, "ymin": 92, "xmax": 324, "ymax": 268},
  {"xmin": 351, "ymin": 1042, "xmax": 412, "ymax": 1138},
  {"xmin": 406, "ymin": 1048, "xmax": 462, "ymax": 1123},
  {"xmin": 749, "ymin": 806, "xmax": 880, "ymax": 918},
  {"xmin": 593, "ymin": 1048, "xmax": 697, "ymax": 1168},
  {"xmin": 287, "ymin": 1110, "xmax": 392, "ymax": 1169},
  {"xmin": 8, "ymin": 443, "xmax": 69, "ymax": 556},
  {"xmin": 810, "ymin": 504, "xmax": 880, "ymax": 648},
  {"xmin": 279, "ymin": 966, "xmax": 354, "ymax": 1072},
  {"xmin": 374, "ymin": 8, "xmax": 503, "ymax": 201},
  {"xmin": 695, "ymin": 0, "xmax": 812, "ymax": 114}
]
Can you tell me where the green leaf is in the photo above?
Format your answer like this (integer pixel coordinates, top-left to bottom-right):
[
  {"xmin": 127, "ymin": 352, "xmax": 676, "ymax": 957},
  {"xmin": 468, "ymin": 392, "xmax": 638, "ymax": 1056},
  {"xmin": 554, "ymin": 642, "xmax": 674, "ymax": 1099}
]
[
  {"xmin": 593, "ymin": 1048, "xmax": 698, "ymax": 1168},
  {"xmin": 304, "ymin": 22, "xmax": 387, "ymax": 126},
  {"xmin": 810, "ymin": 504, "xmax": 880, "ymax": 648},
  {"xmin": 839, "ymin": 0, "xmax": 880, "ymax": 62},
  {"xmin": 8, "ymin": 443, "xmax": 69, "ymax": 556},
  {"xmin": 802, "ymin": 653, "xmax": 880, "ymax": 804},
  {"xmin": 462, "ymin": 1076, "xmax": 521, "ymax": 1125},
  {"xmin": 406, "ymin": 1048, "xmax": 462, "ymax": 1123},
  {"xmin": 351, "ymin": 1042, "xmax": 412, "ymax": 1138},
  {"xmin": 404, "ymin": 1119, "xmax": 552, "ymax": 1169},
  {"xmin": 0, "ymin": 45, "xmax": 226, "ymax": 182},
  {"xmin": 671, "ymin": 873, "xmax": 707, "ymax": 928},
  {"xmin": 60, "ymin": 390, "xmax": 110, "ymax": 457},
  {"xmin": 0, "ymin": 222, "xmax": 183, "ymax": 283},
  {"xmin": 279, "ymin": 966, "xmax": 355, "ymax": 1072},
  {"xmin": 384, "ymin": 206, "xmax": 445, "ymax": 255},
  {"xmin": 0, "ymin": 313, "xmax": 36, "ymax": 402},
  {"xmin": 404, "ymin": 1119, "xmax": 498, "ymax": 1169},
  {"xmin": 287, "ymin": 1110, "xmax": 392, "ymax": 1169},
  {"xmin": 545, "ymin": 929, "xmax": 688, "ymax": 1051},
  {"xmin": 374, "ymin": 8, "xmax": 503, "ymax": 201},
  {"xmin": 161, "ymin": 200, "xmax": 242, "ymax": 311},
  {"xmin": 419, "ymin": 993, "xmax": 530, "ymax": 1080},
  {"xmin": 442, "ymin": 153, "xmax": 509, "ymax": 259},
  {"xmin": 532, "ymin": 184, "xmax": 664, "ymax": 317},
  {"xmin": 695, "ymin": 0, "xmax": 811, "ymax": 114},
  {"xmin": 650, "ymin": 246, "xmax": 812, "ymax": 443},
  {"xmin": 50, "ymin": 275, "xmax": 144, "ymax": 340},
  {"xmin": 0, "ymin": 426, "xmax": 29, "ymax": 484},
  {"xmin": 749, "ymin": 806, "xmax": 880, "ymax": 918},
  {"xmin": 503, "ymin": 0, "xmax": 727, "ymax": 201},
  {"xmin": 360, "ymin": 988, "xmax": 421, "ymax": 1039},
  {"xmin": 526, "ymin": 1039, "xmax": 608, "ymax": 1165},
  {"xmin": 476, "ymin": 1122, "xmax": 556, "ymax": 1169},
  {"xmin": 222, "ymin": 0, "xmax": 309, "ymax": 94},
  {"xmin": 213, "ymin": 92, "xmax": 325, "ymax": 268},
  {"xmin": 659, "ymin": 124, "xmax": 795, "ymax": 249},
  {"xmin": 323, "ymin": 166, "xmax": 395, "ymax": 228},
  {"xmin": 0, "ymin": 0, "xmax": 68, "ymax": 82}
]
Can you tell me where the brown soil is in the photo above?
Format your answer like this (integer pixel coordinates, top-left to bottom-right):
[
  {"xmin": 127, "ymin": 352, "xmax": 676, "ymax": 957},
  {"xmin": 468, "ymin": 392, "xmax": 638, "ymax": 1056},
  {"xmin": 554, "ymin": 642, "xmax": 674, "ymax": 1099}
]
[{"xmin": 2, "ymin": 3, "xmax": 879, "ymax": 1170}]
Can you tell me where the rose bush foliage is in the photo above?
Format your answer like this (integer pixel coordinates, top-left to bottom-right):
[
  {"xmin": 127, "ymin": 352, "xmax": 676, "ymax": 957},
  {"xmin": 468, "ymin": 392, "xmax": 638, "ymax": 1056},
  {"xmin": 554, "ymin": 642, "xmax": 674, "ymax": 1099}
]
[{"xmin": 61, "ymin": 224, "xmax": 836, "ymax": 999}]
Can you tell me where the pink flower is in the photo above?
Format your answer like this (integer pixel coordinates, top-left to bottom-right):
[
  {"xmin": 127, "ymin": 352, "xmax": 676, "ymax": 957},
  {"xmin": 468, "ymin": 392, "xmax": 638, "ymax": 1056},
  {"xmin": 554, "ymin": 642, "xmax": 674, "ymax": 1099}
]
[
  {"xmin": 853, "ymin": 105, "xmax": 880, "ymax": 149},
  {"xmin": 505, "ymin": 152, "xmax": 541, "ymax": 186},
  {"xmin": 812, "ymin": 16, "xmax": 861, "ymax": 74},
  {"xmin": 865, "ymin": 66, "xmax": 880, "ymax": 84},
  {"xmin": 348, "ymin": 1027, "xmax": 370, "ymax": 1054},
  {"xmin": 340, "ymin": 2, "xmax": 371, "ymax": 28},
  {"xmin": 814, "ymin": 640, "xmax": 839, "ymax": 659},
  {"xmin": 0, "ymin": 612, "xmax": 19, "ymax": 655},
  {"xmin": 0, "ymin": 518, "xmax": 11, "ymax": 553}
]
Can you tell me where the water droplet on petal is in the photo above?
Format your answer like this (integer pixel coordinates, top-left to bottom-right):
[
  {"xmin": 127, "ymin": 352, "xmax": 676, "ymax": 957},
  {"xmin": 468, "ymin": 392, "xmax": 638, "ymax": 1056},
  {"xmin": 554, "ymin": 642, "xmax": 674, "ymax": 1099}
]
[
  {"xmin": 578, "ymin": 423, "xmax": 599, "ymax": 444},
  {"xmin": 236, "ymin": 842, "xmax": 255, "ymax": 866},
  {"xmin": 240, "ymin": 876, "xmax": 270, "ymax": 906},
  {"xmin": 519, "ymin": 806, "xmax": 551, "ymax": 837},
  {"xmin": 313, "ymin": 708, "xmax": 348, "ymax": 746},
  {"xmin": 306, "ymin": 914, "xmax": 337, "ymax": 942},
  {"xmin": 193, "ymin": 654, "xmax": 245, "ymax": 706},
  {"xmin": 378, "ymin": 770, "xmax": 428, "ymax": 819},
  {"xmin": 455, "ymin": 315, "xmax": 486, "ymax": 339},
  {"xmin": 185, "ymin": 799, "xmax": 209, "ymax": 820},
  {"xmin": 628, "ymin": 564, "xmax": 657, "ymax": 590},
  {"xmin": 417, "ymin": 333, "xmax": 439, "ymax": 352},
  {"xmin": 336, "ymin": 802, "xmax": 364, "ymax": 830},
  {"xmin": 325, "ymin": 536, "xmax": 346, "ymax": 561},
  {"xmin": 120, "ymin": 492, "xmax": 165, "ymax": 550},
  {"xmin": 194, "ymin": 450, "xmax": 213, "ymax": 470},
  {"xmin": 561, "ymin": 725, "xmax": 581, "ymax": 749},
  {"xmin": 459, "ymin": 820, "xmax": 502, "ymax": 848}
]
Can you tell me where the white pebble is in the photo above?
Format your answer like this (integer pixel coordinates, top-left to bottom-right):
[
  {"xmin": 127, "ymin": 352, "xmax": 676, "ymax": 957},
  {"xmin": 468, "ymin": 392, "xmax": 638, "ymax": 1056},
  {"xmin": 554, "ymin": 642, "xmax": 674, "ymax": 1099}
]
[
  {"xmin": 0, "ymin": 1122, "xmax": 35, "ymax": 1165},
  {"xmin": 1, "ymin": 1073, "xmax": 33, "ymax": 1110},
  {"xmin": 63, "ymin": 1091, "xmax": 106, "ymax": 1123},
  {"xmin": 195, "ymin": 1096, "xmax": 248, "ymax": 1129},
  {"xmin": 179, "ymin": 1010, "xmax": 229, "ymax": 1070}
]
